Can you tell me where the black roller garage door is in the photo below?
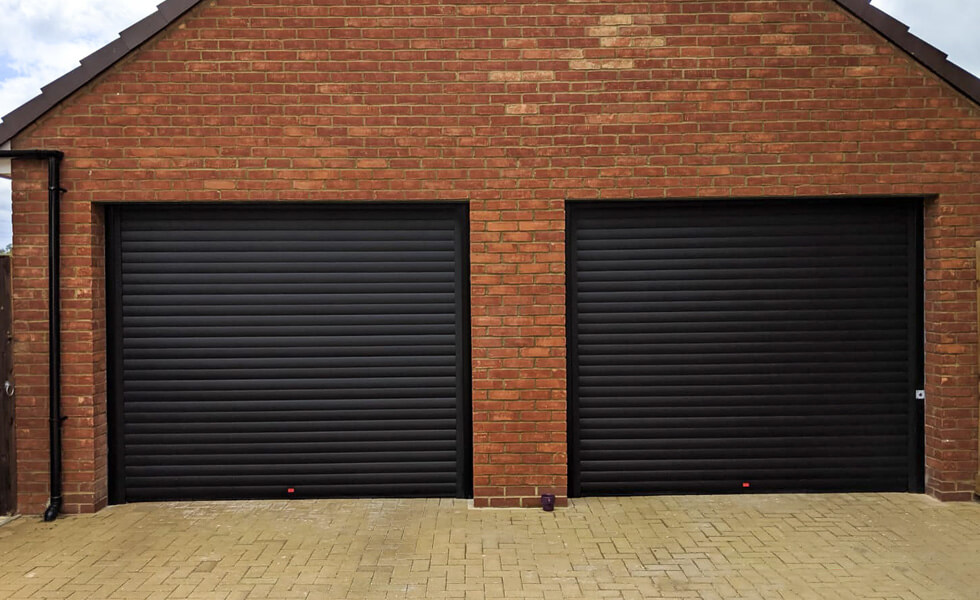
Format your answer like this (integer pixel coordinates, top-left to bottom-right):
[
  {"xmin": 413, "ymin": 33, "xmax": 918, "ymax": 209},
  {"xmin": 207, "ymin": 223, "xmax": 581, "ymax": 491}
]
[
  {"xmin": 107, "ymin": 204, "xmax": 470, "ymax": 502},
  {"xmin": 568, "ymin": 199, "xmax": 923, "ymax": 496}
]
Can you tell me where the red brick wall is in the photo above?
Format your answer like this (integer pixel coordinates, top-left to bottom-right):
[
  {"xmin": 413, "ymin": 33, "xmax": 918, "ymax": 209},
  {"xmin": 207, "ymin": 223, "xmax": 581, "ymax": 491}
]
[{"xmin": 10, "ymin": 0, "xmax": 980, "ymax": 514}]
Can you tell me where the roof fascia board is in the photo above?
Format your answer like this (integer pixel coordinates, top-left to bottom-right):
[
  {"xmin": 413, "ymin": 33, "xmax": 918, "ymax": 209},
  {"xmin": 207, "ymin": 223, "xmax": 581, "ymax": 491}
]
[{"xmin": 0, "ymin": 141, "xmax": 9, "ymax": 178}]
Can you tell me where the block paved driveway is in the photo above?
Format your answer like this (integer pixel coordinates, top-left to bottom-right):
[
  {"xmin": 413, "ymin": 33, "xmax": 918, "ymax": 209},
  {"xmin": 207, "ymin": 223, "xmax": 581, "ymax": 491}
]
[{"xmin": 0, "ymin": 493, "xmax": 978, "ymax": 599}]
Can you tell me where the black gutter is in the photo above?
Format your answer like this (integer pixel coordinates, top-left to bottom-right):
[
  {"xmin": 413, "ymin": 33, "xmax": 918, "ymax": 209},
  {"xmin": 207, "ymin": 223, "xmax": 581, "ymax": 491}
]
[{"xmin": 0, "ymin": 149, "xmax": 65, "ymax": 521}]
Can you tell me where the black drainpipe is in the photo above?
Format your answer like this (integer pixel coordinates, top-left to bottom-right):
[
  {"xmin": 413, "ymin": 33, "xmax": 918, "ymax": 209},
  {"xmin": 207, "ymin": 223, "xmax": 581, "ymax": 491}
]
[{"xmin": 0, "ymin": 149, "xmax": 65, "ymax": 521}]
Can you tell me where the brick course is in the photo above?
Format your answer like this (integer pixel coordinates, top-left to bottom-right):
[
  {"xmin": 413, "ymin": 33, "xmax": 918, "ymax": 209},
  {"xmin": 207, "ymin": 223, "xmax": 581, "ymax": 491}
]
[{"xmin": 9, "ymin": 0, "xmax": 980, "ymax": 514}]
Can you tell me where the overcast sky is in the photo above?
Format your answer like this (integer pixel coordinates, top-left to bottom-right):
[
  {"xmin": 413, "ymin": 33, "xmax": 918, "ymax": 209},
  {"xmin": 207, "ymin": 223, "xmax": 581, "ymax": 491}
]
[{"xmin": 0, "ymin": 0, "xmax": 978, "ymax": 247}]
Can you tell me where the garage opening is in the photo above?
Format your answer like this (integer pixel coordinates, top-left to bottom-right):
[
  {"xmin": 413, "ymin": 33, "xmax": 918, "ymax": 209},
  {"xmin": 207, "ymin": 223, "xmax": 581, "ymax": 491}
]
[
  {"xmin": 567, "ymin": 199, "xmax": 923, "ymax": 496},
  {"xmin": 107, "ymin": 204, "xmax": 470, "ymax": 502}
]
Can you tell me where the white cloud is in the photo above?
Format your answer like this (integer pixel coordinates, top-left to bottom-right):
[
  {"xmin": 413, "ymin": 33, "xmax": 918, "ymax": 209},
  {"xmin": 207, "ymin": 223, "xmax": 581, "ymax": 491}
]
[
  {"xmin": 871, "ymin": 0, "xmax": 980, "ymax": 75},
  {"xmin": 0, "ymin": 0, "xmax": 159, "ymax": 247},
  {"xmin": 0, "ymin": 1, "xmax": 161, "ymax": 117}
]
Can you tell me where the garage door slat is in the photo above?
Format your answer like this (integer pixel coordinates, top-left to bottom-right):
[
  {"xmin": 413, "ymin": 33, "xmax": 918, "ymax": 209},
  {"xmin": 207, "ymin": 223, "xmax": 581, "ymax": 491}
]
[
  {"xmin": 578, "ymin": 332, "xmax": 906, "ymax": 345},
  {"xmin": 582, "ymin": 352, "xmax": 907, "ymax": 366},
  {"xmin": 123, "ymin": 272, "xmax": 455, "ymax": 286},
  {"xmin": 122, "ymin": 325, "xmax": 456, "ymax": 340},
  {"xmin": 125, "ymin": 407, "xmax": 458, "ymax": 424},
  {"xmin": 122, "ymin": 261, "xmax": 457, "ymax": 275},
  {"xmin": 124, "ymin": 387, "xmax": 458, "ymax": 402},
  {"xmin": 584, "ymin": 444, "xmax": 906, "ymax": 460},
  {"xmin": 126, "ymin": 397, "xmax": 458, "ymax": 412},
  {"xmin": 580, "ymin": 434, "xmax": 905, "ymax": 450},
  {"xmin": 124, "ymin": 239, "xmax": 455, "ymax": 252},
  {"xmin": 123, "ymin": 334, "xmax": 455, "ymax": 349},
  {"xmin": 125, "ymin": 412, "xmax": 458, "ymax": 430},
  {"xmin": 580, "ymin": 402, "xmax": 908, "ymax": 418},
  {"xmin": 122, "ymin": 293, "xmax": 456, "ymax": 306},
  {"xmin": 125, "ymin": 483, "xmax": 458, "ymax": 501},
  {"xmin": 121, "ymin": 215, "xmax": 448, "ymax": 232},
  {"xmin": 126, "ymin": 461, "xmax": 458, "ymax": 477},
  {"xmin": 581, "ymin": 468, "xmax": 908, "ymax": 484},
  {"xmin": 124, "ymin": 429, "xmax": 457, "ymax": 444},
  {"xmin": 127, "ymin": 432, "xmax": 457, "ymax": 454},
  {"xmin": 124, "ymin": 304, "xmax": 455, "ymax": 318},
  {"xmin": 127, "ymin": 449, "xmax": 457, "ymax": 465},
  {"xmin": 124, "ymin": 472, "xmax": 458, "ymax": 487}
]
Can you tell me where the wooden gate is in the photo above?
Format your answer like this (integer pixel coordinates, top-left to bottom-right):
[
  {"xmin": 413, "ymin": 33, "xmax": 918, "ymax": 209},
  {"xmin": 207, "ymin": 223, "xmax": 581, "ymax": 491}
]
[{"xmin": 0, "ymin": 255, "xmax": 13, "ymax": 514}]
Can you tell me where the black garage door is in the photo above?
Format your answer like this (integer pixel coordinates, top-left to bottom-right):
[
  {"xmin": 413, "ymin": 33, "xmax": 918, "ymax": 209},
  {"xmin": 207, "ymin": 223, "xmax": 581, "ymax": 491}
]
[
  {"xmin": 107, "ymin": 204, "xmax": 470, "ymax": 502},
  {"xmin": 568, "ymin": 199, "xmax": 923, "ymax": 496}
]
